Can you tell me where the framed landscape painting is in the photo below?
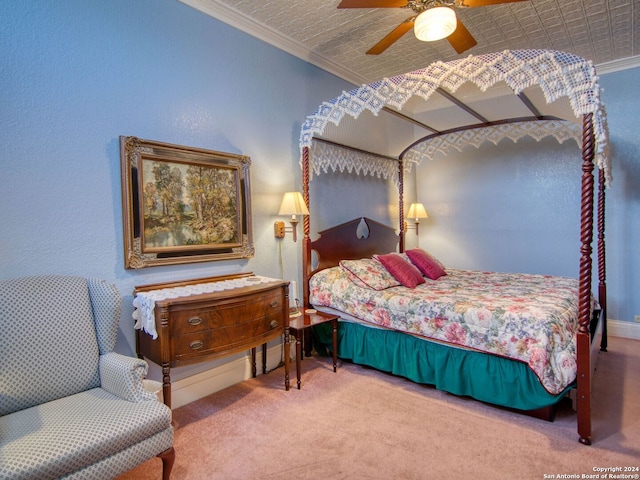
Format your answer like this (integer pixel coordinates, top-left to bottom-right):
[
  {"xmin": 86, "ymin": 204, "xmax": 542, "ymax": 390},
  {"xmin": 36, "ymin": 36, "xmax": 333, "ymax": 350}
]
[{"xmin": 120, "ymin": 136, "xmax": 253, "ymax": 268}]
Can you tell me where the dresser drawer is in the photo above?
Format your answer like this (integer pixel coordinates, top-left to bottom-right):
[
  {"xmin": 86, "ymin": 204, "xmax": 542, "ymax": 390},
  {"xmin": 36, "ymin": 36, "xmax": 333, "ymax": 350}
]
[
  {"xmin": 171, "ymin": 290, "xmax": 283, "ymax": 335},
  {"xmin": 173, "ymin": 313, "xmax": 283, "ymax": 360}
]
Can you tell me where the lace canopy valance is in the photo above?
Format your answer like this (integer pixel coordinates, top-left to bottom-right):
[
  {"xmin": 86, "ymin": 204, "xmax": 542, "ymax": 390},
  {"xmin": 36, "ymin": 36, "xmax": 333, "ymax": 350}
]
[
  {"xmin": 310, "ymin": 139, "xmax": 401, "ymax": 184},
  {"xmin": 402, "ymin": 119, "xmax": 583, "ymax": 166},
  {"xmin": 300, "ymin": 50, "xmax": 611, "ymax": 186}
]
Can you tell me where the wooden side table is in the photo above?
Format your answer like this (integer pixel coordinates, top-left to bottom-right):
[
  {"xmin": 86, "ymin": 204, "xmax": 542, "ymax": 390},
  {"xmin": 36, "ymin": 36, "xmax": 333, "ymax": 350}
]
[{"xmin": 287, "ymin": 310, "xmax": 338, "ymax": 390}]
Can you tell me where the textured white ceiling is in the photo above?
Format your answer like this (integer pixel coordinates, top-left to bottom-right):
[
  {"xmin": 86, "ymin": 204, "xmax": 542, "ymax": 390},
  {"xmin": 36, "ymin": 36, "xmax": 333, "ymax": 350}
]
[{"xmin": 182, "ymin": 0, "xmax": 640, "ymax": 86}]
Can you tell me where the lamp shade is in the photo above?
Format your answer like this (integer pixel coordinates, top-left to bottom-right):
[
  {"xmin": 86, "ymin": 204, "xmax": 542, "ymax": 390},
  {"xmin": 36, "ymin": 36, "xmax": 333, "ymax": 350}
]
[
  {"xmin": 278, "ymin": 192, "xmax": 309, "ymax": 216},
  {"xmin": 407, "ymin": 203, "xmax": 428, "ymax": 219},
  {"xmin": 414, "ymin": 7, "xmax": 457, "ymax": 42}
]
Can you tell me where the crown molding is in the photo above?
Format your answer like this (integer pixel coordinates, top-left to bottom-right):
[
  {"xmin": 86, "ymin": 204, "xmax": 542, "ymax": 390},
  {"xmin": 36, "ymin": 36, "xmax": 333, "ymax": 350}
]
[
  {"xmin": 595, "ymin": 55, "xmax": 640, "ymax": 75},
  {"xmin": 179, "ymin": 0, "xmax": 364, "ymax": 86}
]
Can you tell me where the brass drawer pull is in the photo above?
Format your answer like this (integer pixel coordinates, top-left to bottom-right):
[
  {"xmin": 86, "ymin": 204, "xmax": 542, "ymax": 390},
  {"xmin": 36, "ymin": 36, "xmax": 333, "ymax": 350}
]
[
  {"xmin": 270, "ymin": 320, "xmax": 279, "ymax": 329},
  {"xmin": 189, "ymin": 340, "xmax": 204, "ymax": 350},
  {"xmin": 269, "ymin": 301, "xmax": 279, "ymax": 308},
  {"xmin": 187, "ymin": 316, "xmax": 202, "ymax": 326}
]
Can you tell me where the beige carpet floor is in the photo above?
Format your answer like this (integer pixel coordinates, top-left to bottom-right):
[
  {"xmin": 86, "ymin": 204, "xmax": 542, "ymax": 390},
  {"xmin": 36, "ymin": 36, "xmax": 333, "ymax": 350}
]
[{"xmin": 119, "ymin": 336, "xmax": 639, "ymax": 480}]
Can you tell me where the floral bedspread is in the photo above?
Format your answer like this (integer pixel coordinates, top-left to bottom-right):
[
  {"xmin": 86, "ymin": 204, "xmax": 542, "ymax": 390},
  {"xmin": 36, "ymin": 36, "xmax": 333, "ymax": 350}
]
[{"xmin": 310, "ymin": 266, "xmax": 583, "ymax": 394}]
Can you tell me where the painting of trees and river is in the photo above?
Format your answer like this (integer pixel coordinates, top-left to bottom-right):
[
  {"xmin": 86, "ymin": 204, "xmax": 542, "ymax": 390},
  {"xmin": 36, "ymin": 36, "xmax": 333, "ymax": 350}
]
[{"xmin": 141, "ymin": 159, "xmax": 240, "ymax": 251}]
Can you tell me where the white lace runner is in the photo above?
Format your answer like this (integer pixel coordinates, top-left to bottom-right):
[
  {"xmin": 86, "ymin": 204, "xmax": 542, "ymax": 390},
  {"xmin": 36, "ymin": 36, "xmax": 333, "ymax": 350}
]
[
  {"xmin": 133, "ymin": 276, "xmax": 281, "ymax": 339},
  {"xmin": 300, "ymin": 50, "xmax": 611, "ymax": 186}
]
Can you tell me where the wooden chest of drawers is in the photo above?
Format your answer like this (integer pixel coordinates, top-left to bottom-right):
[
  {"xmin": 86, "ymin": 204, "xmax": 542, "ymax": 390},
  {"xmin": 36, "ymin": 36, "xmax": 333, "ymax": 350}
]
[{"xmin": 134, "ymin": 273, "xmax": 290, "ymax": 407}]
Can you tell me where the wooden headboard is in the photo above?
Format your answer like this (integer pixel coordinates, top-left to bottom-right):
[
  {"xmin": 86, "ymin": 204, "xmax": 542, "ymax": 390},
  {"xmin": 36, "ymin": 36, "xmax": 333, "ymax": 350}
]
[{"xmin": 302, "ymin": 217, "xmax": 399, "ymax": 306}]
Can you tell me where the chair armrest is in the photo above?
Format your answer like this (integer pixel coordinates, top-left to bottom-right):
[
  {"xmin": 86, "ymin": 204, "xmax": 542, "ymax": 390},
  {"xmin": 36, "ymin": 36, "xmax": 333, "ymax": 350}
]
[{"xmin": 99, "ymin": 352, "xmax": 157, "ymax": 402}]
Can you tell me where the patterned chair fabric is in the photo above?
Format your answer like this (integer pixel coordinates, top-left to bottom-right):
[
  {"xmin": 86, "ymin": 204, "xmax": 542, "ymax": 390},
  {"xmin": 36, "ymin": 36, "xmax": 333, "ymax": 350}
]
[{"xmin": 0, "ymin": 275, "xmax": 174, "ymax": 479}]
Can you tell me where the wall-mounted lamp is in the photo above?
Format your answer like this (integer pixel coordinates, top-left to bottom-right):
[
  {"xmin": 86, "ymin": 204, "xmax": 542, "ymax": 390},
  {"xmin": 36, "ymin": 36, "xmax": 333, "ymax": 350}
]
[
  {"xmin": 405, "ymin": 203, "xmax": 428, "ymax": 235},
  {"xmin": 274, "ymin": 192, "xmax": 309, "ymax": 242}
]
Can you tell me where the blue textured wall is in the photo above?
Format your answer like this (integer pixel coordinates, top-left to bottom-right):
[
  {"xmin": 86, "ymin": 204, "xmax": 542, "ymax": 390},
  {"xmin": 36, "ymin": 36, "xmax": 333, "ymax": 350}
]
[
  {"xmin": 0, "ymin": 0, "xmax": 353, "ymax": 370},
  {"xmin": 598, "ymin": 67, "xmax": 640, "ymax": 326},
  {"xmin": 416, "ymin": 67, "xmax": 640, "ymax": 325}
]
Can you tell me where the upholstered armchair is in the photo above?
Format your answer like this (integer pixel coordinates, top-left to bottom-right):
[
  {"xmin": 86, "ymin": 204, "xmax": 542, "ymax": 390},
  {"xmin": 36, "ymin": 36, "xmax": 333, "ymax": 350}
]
[{"xmin": 0, "ymin": 275, "xmax": 175, "ymax": 479}]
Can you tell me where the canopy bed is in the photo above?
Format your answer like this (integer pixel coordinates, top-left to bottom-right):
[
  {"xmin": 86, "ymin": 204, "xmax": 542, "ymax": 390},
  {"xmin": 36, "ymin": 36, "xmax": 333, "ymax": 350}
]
[{"xmin": 297, "ymin": 50, "xmax": 610, "ymax": 445}]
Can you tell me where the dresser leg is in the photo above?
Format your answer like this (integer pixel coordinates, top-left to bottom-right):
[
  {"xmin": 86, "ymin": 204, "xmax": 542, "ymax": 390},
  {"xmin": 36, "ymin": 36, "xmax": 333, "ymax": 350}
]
[
  {"xmin": 251, "ymin": 347, "xmax": 257, "ymax": 378},
  {"xmin": 262, "ymin": 343, "xmax": 267, "ymax": 374},
  {"xmin": 162, "ymin": 364, "xmax": 171, "ymax": 409}
]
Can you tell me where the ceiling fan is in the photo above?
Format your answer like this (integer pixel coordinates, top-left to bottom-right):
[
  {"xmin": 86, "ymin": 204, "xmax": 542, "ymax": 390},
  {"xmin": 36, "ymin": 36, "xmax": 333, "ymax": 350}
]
[{"xmin": 337, "ymin": 0, "xmax": 528, "ymax": 55}]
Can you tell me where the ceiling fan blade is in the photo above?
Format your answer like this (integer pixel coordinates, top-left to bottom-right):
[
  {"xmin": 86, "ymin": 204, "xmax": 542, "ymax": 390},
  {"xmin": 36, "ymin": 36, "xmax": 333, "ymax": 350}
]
[
  {"xmin": 447, "ymin": 18, "xmax": 477, "ymax": 54},
  {"xmin": 338, "ymin": 0, "xmax": 409, "ymax": 8},
  {"xmin": 462, "ymin": 0, "xmax": 528, "ymax": 6},
  {"xmin": 366, "ymin": 18, "xmax": 414, "ymax": 55},
  {"xmin": 367, "ymin": 17, "xmax": 415, "ymax": 55}
]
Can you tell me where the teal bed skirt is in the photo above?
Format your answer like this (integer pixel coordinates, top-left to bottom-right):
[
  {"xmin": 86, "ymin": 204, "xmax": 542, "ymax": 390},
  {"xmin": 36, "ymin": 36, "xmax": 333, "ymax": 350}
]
[{"xmin": 320, "ymin": 321, "xmax": 571, "ymax": 412}]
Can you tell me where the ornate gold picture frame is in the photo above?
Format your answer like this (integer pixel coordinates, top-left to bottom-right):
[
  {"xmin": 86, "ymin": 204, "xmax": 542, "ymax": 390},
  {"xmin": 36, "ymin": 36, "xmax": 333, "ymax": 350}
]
[{"xmin": 120, "ymin": 136, "xmax": 253, "ymax": 268}]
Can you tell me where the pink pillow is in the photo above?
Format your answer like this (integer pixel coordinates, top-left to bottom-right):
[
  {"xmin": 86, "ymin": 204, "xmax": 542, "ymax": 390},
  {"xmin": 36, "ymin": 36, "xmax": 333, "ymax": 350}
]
[
  {"xmin": 376, "ymin": 253, "xmax": 425, "ymax": 289},
  {"xmin": 405, "ymin": 248, "xmax": 447, "ymax": 280}
]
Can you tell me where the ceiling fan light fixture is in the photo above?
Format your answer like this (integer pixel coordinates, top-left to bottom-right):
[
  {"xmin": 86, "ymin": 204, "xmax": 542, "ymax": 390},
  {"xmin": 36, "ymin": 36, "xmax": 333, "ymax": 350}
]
[{"xmin": 414, "ymin": 7, "xmax": 457, "ymax": 42}]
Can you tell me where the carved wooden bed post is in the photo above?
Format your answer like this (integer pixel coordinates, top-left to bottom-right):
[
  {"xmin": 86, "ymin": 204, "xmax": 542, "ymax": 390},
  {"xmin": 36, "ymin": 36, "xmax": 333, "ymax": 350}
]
[
  {"xmin": 577, "ymin": 113, "xmax": 595, "ymax": 445},
  {"xmin": 302, "ymin": 145, "xmax": 312, "ymax": 308},
  {"xmin": 597, "ymin": 167, "xmax": 608, "ymax": 352},
  {"xmin": 398, "ymin": 159, "xmax": 405, "ymax": 253}
]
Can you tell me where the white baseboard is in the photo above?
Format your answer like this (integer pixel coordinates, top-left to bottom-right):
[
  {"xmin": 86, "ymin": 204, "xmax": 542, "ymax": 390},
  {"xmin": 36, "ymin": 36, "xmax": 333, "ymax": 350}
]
[
  {"xmin": 170, "ymin": 344, "xmax": 285, "ymax": 409},
  {"xmin": 607, "ymin": 319, "xmax": 640, "ymax": 341}
]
